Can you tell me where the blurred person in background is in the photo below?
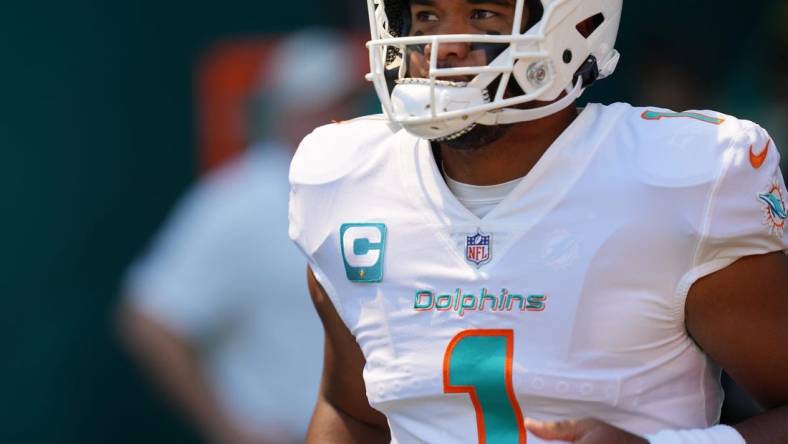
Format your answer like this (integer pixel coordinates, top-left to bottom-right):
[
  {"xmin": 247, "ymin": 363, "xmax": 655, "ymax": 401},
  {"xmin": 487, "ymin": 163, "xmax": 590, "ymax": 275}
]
[{"xmin": 117, "ymin": 29, "xmax": 364, "ymax": 444}]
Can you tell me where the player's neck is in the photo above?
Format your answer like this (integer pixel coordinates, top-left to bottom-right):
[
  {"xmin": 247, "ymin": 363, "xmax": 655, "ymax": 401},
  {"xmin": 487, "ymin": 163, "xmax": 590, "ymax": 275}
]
[{"xmin": 439, "ymin": 105, "xmax": 579, "ymax": 186}]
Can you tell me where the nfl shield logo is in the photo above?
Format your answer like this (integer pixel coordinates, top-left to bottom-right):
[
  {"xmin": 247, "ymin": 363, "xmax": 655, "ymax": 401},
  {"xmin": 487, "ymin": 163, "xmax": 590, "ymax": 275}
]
[{"xmin": 465, "ymin": 231, "xmax": 492, "ymax": 267}]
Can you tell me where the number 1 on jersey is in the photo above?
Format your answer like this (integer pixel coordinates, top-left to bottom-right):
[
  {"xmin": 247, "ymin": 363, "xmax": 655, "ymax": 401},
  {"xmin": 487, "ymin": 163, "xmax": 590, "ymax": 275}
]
[{"xmin": 443, "ymin": 329, "xmax": 526, "ymax": 444}]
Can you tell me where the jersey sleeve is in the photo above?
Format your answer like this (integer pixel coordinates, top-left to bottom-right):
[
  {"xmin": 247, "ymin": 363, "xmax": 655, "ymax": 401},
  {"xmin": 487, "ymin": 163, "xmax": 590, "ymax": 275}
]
[
  {"xmin": 123, "ymin": 170, "xmax": 258, "ymax": 340},
  {"xmin": 695, "ymin": 122, "xmax": 788, "ymax": 269},
  {"xmin": 288, "ymin": 128, "xmax": 345, "ymax": 317},
  {"xmin": 288, "ymin": 116, "xmax": 410, "ymax": 319}
]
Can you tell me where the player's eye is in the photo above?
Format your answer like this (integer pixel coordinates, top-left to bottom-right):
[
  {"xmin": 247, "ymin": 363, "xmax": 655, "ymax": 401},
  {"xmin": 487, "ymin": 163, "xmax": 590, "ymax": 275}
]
[
  {"xmin": 415, "ymin": 10, "xmax": 440, "ymax": 22},
  {"xmin": 471, "ymin": 10, "xmax": 499, "ymax": 20}
]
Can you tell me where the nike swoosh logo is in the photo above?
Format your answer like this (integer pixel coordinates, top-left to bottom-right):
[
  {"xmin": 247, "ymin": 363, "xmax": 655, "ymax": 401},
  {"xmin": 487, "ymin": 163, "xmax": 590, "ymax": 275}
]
[{"xmin": 750, "ymin": 139, "xmax": 770, "ymax": 169}]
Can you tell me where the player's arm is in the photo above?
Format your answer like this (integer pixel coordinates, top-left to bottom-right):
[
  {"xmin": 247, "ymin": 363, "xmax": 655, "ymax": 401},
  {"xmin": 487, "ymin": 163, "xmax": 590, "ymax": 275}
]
[
  {"xmin": 527, "ymin": 252, "xmax": 788, "ymax": 443},
  {"xmin": 685, "ymin": 251, "xmax": 788, "ymax": 443},
  {"xmin": 116, "ymin": 304, "xmax": 260, "ymax": 444},
  {"xmin": 306, "ymin": 266, "xmax": 391, "ymax": 444}
]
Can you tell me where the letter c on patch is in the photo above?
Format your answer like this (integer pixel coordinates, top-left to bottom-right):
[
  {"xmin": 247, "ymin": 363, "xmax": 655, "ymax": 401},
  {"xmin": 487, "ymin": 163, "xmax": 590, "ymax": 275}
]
[{"xmin": 340, "ymin": 223, "xmax": 387, "ymax": 283}]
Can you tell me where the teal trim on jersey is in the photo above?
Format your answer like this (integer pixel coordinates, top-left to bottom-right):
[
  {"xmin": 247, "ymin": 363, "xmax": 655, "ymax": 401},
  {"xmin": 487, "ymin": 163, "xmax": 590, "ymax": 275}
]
[
  {"xmin": 339, "ymin": 223, "xmax": 387, "ymax": 283},
  {"xmin": 446, "ymin": 334, "xmax": 523, "ymax": 444},
  {"xmin": 641, "ymin": 110, "xmax": 724, "ymax": 125},
  {"xmin": 759, "ymin": 191, "xmax": 788, "ymax": 220}
]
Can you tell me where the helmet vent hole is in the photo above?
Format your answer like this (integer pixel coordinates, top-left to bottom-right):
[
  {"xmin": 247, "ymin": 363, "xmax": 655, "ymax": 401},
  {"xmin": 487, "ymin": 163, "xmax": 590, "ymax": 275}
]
[
  {"xmin": 576, "ymin": 13, "xmax": 605, "ymax": 39},
  {"xmin": 563, "ymin": 50, "xmax": 573, "ymax": 64}
]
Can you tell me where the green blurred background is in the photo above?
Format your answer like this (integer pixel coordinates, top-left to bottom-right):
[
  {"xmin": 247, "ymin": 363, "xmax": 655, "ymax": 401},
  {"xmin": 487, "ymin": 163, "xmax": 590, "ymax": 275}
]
[{"xmin": 1, "ymin": 1, "xmax": 785, "ymax": 442}]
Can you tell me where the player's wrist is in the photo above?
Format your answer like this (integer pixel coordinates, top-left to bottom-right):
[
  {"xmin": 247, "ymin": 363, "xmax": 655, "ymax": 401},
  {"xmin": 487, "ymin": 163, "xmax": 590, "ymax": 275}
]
[{"xmin": 645, "ymin": 424, "xmax": 746, "ymax": 444}]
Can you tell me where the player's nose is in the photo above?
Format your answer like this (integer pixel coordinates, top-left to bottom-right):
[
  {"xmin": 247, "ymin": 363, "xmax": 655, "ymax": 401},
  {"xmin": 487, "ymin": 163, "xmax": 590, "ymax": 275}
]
[
  {"xmin": 423, "ymin": 13, "xmax": 476, "ymax": 63},
  {"xmin": 423, "ymin": 41, "xmax": 472, "ymax": 65}
]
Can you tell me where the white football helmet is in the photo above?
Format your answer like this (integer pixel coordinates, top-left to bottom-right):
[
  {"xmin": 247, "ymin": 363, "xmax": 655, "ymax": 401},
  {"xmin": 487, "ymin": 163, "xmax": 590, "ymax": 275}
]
[{"xmin": 366, "ymin": 0, "xmax": 623, "ymax": 140}]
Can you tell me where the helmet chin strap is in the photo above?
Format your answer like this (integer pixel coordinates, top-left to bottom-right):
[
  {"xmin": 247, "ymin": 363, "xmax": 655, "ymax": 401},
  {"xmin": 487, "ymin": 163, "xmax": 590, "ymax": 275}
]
[{"xmin": 477, "ymin": 78, "xmax": 585, "ymax": 126}]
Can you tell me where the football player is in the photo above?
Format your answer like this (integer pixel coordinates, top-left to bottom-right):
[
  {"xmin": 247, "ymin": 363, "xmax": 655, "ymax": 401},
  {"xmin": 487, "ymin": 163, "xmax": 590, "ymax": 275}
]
[{"xmin": 289, "ymin": 1, "xmax": 788, "ymax": 443}]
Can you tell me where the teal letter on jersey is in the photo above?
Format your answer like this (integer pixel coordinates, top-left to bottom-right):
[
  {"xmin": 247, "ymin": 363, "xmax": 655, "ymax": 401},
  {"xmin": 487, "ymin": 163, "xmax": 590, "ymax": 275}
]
[{"xmin": 340, "ymin": 223, "xmax": 387, "ymax": 283}]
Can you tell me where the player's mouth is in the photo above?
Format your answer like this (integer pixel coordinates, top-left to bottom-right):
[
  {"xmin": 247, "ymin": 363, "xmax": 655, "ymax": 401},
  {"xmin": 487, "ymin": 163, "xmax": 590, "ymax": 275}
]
[{"xmin": 435, "ymin": 75, "xmax": 475, "ymax": 83}]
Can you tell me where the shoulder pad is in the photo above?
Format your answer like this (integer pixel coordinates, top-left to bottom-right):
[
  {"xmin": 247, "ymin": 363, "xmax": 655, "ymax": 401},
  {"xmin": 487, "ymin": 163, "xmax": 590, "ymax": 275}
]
[
  {"xmin": 616, "ymin": 105, "xmax": 750, "ymax": 187},
  {"xmin": 289, "ymin": 115, "xmax": 398, "ymax": 186}
]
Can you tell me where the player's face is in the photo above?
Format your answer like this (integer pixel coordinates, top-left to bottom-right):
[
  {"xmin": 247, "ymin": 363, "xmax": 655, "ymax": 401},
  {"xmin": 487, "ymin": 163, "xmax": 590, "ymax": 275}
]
[
  {"xmin": 402, "ymin": 0, "xmax": 530, "ymax": 150},
  {"xmin": 407, "ymin": 0, "xmax": 526, "ymax": 80}
]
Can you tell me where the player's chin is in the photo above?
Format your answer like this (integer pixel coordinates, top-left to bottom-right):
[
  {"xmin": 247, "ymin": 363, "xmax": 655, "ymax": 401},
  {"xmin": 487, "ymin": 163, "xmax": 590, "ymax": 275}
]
[{"xmin": 441, "ymin": 123, "xmax": 512, "ymax": 151}]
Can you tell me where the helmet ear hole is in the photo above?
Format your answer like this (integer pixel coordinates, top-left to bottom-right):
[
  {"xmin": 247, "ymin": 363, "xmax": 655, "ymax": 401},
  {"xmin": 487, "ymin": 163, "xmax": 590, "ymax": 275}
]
[{"xmin": 576, "ymin": 13, "xmax": 605, "ymax": 39}]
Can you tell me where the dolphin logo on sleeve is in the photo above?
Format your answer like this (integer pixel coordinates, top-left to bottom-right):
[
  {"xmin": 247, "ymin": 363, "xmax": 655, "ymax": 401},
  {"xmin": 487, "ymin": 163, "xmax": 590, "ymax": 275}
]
[
  {"xmin": 758, "ymin": 180, "xmax": 787, "ymax": 238},
  {"xmin": 759, "ymin": 191, "xmax": 788, "ymax": 220}
]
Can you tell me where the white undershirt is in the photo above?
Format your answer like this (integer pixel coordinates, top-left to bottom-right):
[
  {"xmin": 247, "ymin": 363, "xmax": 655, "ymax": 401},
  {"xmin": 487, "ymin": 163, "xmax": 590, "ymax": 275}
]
[{"xmin": 443, "ymin": 172, "xmax": 523, "ymax": 218}]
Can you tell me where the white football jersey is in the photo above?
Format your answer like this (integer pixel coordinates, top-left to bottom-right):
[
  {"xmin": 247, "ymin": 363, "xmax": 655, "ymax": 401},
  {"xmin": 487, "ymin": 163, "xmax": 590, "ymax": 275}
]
[{"xmin": 289, "ymin": 103, "xmax": 788, "ymax": 444}]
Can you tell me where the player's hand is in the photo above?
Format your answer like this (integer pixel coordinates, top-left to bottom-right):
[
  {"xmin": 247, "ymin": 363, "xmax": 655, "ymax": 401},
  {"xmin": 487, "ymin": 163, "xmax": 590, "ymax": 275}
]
[{"xmin": 525, "ymin": 418, "xmax": 648, "ymax": 444}]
